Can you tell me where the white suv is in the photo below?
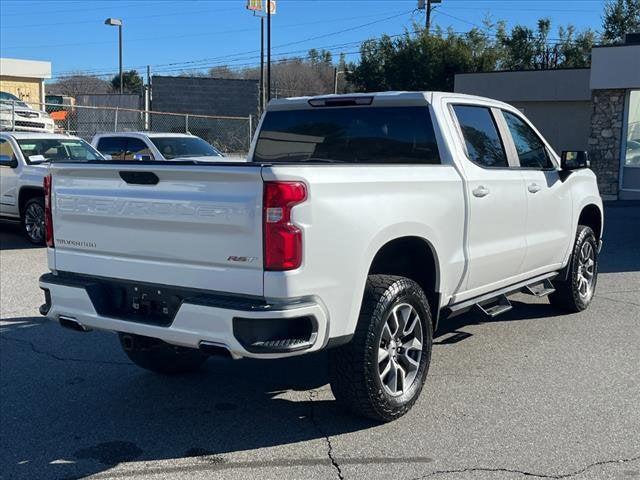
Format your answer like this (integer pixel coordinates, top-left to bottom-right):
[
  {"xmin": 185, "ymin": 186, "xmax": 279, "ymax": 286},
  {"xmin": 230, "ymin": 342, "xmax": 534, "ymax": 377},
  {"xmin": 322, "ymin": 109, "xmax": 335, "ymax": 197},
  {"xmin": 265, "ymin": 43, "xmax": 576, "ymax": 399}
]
[{"xmin": 0, "ymin": 92, "xmax": 55, "ymax": 133}]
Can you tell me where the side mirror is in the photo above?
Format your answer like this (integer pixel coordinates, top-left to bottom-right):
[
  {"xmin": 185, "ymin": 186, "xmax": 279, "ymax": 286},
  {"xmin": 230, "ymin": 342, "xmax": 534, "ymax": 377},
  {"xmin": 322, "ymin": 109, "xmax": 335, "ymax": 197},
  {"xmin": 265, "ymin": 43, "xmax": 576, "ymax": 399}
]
[
  {"xmin": 0, "ymin": 154, "xmax": 18, "ymax": 168},
  {"xmin": 561, "ymin": 151, "xmax": 590, "ymax": 170}
]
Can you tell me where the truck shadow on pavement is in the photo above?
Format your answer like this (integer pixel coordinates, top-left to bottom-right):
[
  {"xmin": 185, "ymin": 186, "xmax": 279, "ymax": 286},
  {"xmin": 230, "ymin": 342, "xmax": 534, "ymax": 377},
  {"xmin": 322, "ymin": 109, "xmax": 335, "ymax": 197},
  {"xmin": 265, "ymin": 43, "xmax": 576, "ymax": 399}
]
[
  {"xmin": 0, "ymin": 296, "xmax": 567, "ymax": 480},
  {"xmin": 0, "ymin": 221, "xmax": 42, "ymax": 250},
  {"xmin": 1, "ymin": 316, "xmax": 386, "ymax": 480}
]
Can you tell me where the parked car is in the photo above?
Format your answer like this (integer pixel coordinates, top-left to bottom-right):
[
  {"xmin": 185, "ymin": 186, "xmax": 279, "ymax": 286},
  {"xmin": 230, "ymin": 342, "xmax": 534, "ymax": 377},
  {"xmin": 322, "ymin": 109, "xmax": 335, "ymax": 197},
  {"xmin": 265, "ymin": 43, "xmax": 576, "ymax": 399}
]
[
  {"xmin": 91, "ymin": 132, "xmax": 229, "ymax": 161},
  {"xmin": 0, "ymin": 91, "xmax": 55, "ymax": 133},
  {"xmin": 0, "ymin": 132, "xmax": 105, "ymax": 244},
  {"xmin": 39, "ymin": 92, "xmax": 603, "ymax": 422}
]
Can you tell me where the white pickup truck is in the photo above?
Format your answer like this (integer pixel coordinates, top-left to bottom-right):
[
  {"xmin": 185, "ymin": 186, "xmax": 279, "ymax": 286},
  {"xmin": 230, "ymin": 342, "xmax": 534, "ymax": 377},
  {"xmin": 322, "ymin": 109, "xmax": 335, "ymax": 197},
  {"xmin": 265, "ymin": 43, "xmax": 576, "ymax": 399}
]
[
  {"xmin": 39, "ymin": 92, "xmax": 603, "ymax": 422},
  {"xmin": 0, "ymin": 132, "xmax": 104, "ymax": 244}
]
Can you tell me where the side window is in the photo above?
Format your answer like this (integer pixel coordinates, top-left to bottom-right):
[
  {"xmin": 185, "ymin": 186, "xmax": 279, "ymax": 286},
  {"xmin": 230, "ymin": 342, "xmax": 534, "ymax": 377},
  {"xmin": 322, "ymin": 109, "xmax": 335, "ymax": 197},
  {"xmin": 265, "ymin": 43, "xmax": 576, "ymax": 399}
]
[
  {"xmin": 503, "ymin": 111, "xmax": 553, "ymax": 169},
  {"xmin": 96, "ymin": 137, "xmax": 125, "ymax": 160},
  {"xmin": 0, "ymin": 139, "xmax": 17, "ymax": 166},
  {"xmin": 452, "ymin": 105, "xmax": 508, "ymax": 168},
  {"xmin": 124, "ymin": 138, "xmax": 153, "ymax": 160}
]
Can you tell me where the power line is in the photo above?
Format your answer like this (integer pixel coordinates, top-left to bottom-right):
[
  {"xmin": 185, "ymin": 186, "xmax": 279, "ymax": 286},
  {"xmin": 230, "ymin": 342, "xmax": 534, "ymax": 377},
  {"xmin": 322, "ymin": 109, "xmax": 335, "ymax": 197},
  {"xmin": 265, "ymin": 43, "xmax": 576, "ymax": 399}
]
[
  {"xmin": 3, "ymin": 9, "xmax": 414, "ymax": 51},
  {"xmin": 0, "ymin": 1, "xmax": 165, "ymax": 17},
  {"xmin": 49, "ymin": 10, "xmax": 415, "ymax": 78},
  {"xmin": 0, "ymin": 6, "xmax": 240, "ymax": 29}
]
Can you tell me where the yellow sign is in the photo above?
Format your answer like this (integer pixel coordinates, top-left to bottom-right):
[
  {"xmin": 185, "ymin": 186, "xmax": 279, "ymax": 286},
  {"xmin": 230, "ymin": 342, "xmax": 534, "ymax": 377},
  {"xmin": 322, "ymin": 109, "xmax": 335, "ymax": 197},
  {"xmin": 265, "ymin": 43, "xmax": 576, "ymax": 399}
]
[
  {"xmin": 247, "ymin": 0, "xmax": 262, "ymax": 11},
  {"xmin": 246, "ymin": 0, "xmax": 276, "ymax": 15}
]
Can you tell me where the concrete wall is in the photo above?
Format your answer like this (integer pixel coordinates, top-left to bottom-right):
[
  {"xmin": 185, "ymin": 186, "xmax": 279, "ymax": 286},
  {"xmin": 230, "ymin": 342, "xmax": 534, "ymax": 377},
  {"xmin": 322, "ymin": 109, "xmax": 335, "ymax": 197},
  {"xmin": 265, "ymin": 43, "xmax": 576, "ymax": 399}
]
[
  {"xmin": 591, "ymin": 45, "xmax": 640, "ymax": 90},
  {"xmin": 498, "ymin": 100, "xmax": 591, "ymax": 153},
  {"xmin": 454, "ymin": 69, "xmax": 592, "ymax": 153},
  {"xmin": 455, "ymin": 69, "xmax": 591, "ymax": 102},
  {"xmin": 151, "ymin": 76, "xmax": 259, "ymax": 117}
]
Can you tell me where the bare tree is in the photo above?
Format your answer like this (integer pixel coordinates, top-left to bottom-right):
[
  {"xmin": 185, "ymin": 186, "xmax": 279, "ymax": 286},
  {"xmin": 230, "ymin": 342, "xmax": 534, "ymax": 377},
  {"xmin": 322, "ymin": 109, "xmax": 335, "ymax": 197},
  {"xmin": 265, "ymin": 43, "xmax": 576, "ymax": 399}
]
[{"xmin": 47, "ymin": 73, "xmax": 111, "ymax": 97}]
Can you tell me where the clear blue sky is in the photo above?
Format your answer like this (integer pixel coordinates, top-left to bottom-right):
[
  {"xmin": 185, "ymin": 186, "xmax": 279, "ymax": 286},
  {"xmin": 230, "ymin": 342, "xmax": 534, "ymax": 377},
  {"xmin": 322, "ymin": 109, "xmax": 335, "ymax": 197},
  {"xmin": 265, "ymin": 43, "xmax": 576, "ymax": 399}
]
[{"xmin": 0, "ymin": 0, "xmax": 607, "ymax": 82}]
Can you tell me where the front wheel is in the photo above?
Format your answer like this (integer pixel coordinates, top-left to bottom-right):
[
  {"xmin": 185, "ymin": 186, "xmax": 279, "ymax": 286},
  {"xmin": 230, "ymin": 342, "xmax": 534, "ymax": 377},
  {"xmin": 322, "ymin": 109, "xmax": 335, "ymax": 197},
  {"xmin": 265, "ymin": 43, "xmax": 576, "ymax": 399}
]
[
  {"xmin": 328, "ymin": 275, "xmax": 433, "ymax": 422},
  {"xmin": 22, "ymin": 197, "xmax": 45, "ymax": 245},
  {"xmin": 549, "ymin": 225, "xmax": 599, "ymax": 312},
  {"xmin": 119, "ymin": 333, "xmax": 208, "ymax": 374}
]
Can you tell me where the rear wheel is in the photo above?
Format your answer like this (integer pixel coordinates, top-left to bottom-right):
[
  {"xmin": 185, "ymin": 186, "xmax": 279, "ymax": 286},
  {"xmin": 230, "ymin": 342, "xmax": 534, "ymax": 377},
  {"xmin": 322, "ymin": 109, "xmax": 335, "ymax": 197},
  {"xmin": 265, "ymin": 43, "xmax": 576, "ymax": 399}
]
[
  {"xmin": 22, "ymin": 197, "xmax": 45, "ymax": 245},
  {"xmin": 328, "ymin": 275, "xmax": 433, "ymax": 422},
  {"xmin": 549, "ymin": 225, "xmax": 599, "ymax": 312},
  {"xmin": 119, "ymin": 333, "xmax": 208, "ymax": 374}
]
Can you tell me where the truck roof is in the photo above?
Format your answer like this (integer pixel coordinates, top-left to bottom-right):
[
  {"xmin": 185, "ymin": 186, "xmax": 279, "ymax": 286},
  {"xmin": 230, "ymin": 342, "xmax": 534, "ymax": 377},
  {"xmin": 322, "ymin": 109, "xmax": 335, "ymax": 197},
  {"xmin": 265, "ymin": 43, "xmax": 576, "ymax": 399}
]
[
  {"xmin": 267, "ymin": 91, "xmax": 514, "ymax": 111},
  {"xmin": 93, "ymin": 132, "xmax": 195, "ymax": 139},
  {"xmin": 0, "ymin": 132, "xmax": 83, "ymax": 140}
]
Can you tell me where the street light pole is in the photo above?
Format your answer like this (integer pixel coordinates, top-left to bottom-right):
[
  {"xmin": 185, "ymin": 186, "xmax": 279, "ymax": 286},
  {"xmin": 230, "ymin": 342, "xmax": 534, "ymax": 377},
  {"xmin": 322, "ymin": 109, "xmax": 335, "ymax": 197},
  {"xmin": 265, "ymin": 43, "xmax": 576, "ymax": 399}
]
[
  {"xmin": 118, "ymin": 23, "xmax": 123, "ymax": 94},
  {"xmin": 266, "ymin": 1, "xmax": 271, "ymax": 102},
  {"xmin": 105, "ymin": 18, "xmax": 123, "ymax": 94}
]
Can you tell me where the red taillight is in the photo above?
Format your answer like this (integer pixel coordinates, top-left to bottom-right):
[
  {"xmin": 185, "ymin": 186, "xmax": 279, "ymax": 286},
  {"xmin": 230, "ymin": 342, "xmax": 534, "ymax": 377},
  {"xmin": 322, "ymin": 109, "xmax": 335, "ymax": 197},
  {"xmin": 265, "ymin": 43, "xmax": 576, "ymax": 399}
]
[
  {"xmin": 44, "ymin": 174, "xmax": 54, "ymax": 248},
  {"xmin": 263, "ymin": 181, "xmax": 307, "ymax": 271}
]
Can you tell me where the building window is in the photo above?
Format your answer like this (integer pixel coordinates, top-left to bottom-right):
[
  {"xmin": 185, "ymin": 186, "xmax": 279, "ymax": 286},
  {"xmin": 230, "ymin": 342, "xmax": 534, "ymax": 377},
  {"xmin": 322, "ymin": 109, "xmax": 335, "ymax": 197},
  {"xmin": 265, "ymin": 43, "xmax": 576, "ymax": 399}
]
[{"xmin": 625, "ymin": 90, "xmax": 640, "ymax": 168}]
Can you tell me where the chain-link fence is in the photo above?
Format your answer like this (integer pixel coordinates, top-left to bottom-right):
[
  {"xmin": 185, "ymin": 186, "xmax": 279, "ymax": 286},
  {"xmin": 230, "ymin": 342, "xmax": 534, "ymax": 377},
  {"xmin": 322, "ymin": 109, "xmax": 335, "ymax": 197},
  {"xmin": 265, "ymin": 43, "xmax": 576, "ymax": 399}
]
[{"xmin": 0, "ymin": 100, "xmax": 254, "ymax": 155}]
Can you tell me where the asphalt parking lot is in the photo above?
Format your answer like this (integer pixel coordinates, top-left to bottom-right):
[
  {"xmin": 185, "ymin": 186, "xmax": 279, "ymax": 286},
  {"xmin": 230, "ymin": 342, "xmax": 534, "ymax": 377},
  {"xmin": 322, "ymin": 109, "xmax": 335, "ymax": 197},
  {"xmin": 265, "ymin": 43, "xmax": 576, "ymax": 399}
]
[{"xmin": 1, "ymin": 203, "xmax": 639, "ymax": 480}]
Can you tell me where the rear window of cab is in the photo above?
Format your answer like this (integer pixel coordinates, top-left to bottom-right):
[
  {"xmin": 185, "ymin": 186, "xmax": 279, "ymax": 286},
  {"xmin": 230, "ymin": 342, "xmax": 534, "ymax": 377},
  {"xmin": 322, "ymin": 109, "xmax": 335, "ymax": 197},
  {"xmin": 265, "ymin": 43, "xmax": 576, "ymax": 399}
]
[{"xmin": 253, "ymin": 106, "xmax": 441, "ymax": 165}]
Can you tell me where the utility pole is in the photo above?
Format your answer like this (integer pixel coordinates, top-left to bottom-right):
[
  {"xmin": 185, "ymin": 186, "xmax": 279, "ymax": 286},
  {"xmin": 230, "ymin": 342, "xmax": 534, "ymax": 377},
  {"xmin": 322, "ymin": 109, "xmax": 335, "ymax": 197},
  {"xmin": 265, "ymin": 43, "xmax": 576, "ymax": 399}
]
[
  {"xmin": 266, "ymin": 1, "xmax": 271, "ymax": 102},
  {"xmin": 260, "ymin": 17, "xmax": 264, "ymax": 113},
  {"xmin": 418, "ymin": 0, "xmax": 441, "ymax": 34}
]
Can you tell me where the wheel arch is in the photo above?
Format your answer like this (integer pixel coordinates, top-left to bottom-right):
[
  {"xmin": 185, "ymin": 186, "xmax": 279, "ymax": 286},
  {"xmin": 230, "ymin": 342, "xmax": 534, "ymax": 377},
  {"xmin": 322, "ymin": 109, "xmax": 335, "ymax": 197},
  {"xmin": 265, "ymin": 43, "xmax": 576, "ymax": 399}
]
[
  {"xmin": 18, "ymin": 186, "xmax": 44, "ymax": 216},
  {"xmin": 367, "ymin": 236, "xmax": 441, "ymax": 330},
  {"xmin": 578, "ymin": 203, "xmax": 603, "ymax": 241}
]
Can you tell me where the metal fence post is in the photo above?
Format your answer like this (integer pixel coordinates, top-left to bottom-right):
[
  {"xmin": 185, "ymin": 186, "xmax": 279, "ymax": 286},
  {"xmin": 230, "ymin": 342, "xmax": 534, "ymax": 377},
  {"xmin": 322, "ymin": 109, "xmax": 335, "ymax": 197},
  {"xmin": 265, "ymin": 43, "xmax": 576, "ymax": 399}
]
[
  {"xmin": 185, "ymin": 114, "xmax": 189, "ymax": 133},
  {"xmin": 248, "ymin": 115, "xmax": 253, "ymax": 151},
  {"xmin": 114, "ymin": 106, "xmax": 119, "ymax": 132}
]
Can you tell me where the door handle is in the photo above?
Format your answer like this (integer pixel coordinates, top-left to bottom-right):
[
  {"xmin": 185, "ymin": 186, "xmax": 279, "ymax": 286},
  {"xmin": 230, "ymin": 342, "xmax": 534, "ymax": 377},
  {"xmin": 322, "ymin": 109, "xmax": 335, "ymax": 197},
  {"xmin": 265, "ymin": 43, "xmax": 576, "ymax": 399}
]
[
  {"xmin": 528, "ymin": 183, "xmax": 541, "ymax": 194},
  {"xmin": 472, "ymin": 185, "xmax": 490, "ymax": 198}
]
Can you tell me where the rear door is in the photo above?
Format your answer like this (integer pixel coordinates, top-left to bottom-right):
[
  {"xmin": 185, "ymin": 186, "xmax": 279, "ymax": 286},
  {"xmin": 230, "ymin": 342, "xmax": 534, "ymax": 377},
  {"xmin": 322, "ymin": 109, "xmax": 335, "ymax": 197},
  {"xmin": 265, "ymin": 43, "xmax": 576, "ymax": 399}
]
[
  {"xmin": 451, "ymin": 104, "xmax": 527, "ymax": 295},
  {"xmin": 499, "ymin": 109, "xmax": 573, "ymax": 272},
  {"xmin": 0, "ymin": 138, "xmax": 19, "ymax": 215},
  {"xmin": 124, "ymin": 137, "xmax": 155, "ymax": 160},
  {"xmin": 50, "ymin": 163, "xmax": 265, "ymax": 296},
  {"xmin": 95, "ymin": 137, "xmax": 125, "ymax": 160}
]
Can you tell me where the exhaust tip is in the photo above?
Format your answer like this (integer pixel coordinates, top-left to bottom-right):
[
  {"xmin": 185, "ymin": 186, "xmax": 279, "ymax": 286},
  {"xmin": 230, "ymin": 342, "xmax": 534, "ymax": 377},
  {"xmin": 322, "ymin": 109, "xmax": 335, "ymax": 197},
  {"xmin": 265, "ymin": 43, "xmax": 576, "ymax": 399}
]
[
  {"xmin": 59, "ymin": 316, "xmax": 91, "ymax": 332},
  {"xmin": 199, "ymin": 341, "xmax": 233, "ymax": 359}
]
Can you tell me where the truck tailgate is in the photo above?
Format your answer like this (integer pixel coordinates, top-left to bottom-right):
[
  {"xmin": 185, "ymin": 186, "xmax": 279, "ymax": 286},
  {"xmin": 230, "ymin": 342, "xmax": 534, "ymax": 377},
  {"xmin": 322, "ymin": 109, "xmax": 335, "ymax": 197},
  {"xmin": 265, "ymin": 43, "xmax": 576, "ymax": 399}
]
[{"xmin": 49, "ymin": 163, "xmax": 264, "ymax": 296}]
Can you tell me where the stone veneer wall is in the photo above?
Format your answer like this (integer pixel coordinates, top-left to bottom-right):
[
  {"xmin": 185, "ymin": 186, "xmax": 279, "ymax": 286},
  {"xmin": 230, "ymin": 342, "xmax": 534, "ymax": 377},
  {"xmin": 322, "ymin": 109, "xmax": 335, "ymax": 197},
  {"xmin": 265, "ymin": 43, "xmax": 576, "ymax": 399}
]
[{"xmin": 588, "ymin": 89, "xmax": 626, "ymax": 197}]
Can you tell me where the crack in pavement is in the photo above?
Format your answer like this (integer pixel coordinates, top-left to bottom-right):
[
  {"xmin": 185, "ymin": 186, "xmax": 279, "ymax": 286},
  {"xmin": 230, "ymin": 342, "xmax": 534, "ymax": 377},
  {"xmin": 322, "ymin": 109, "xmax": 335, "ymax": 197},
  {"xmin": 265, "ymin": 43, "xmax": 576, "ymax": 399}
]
[
  {"xmin": 596, "ymin": 295, "xmax": 640, "ymax": 308},
  {"xmin": 411, "ymin": 454, "xmax": 640, "ymax": 479},
  {"xmin": 307, "ymin": 389, "xmax": 345, "ymax": 480},
  {"xmin": 0, "ymin": 334, "xmax": 132, "ymax": 366}
]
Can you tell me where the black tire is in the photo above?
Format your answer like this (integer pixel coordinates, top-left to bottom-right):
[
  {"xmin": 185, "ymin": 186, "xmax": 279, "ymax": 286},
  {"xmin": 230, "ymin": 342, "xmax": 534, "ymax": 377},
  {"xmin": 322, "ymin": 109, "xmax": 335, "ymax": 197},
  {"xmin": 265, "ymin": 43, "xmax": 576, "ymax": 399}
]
[
  {"xmin": 22, "ymin": 197, "xmax": 46, "ymax": 245},
  {"xmin": 119, "ymin": 333, "xmax": 208, "ymax": 374},
  {"xmin": 328, "ymin": 275, "xmax": 433, "ymax": 422},
  {"xmin": 549, "ymin": 226, "xmax": 599, "ymax": 313}
]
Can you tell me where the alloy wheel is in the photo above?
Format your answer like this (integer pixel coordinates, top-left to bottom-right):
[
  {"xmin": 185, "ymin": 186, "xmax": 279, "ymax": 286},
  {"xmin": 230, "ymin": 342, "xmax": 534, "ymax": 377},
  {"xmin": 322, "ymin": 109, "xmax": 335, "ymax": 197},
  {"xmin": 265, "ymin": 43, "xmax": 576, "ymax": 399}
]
[
  {"xmin": 24, "ymin": 202, "xmax": 45, "ymax": 244},
  {"xmin": 378, "ymin": 303, "xmax": 423, "ymax": 396},
  {"xmin": 576, "ymin": 241, "xmax": 596, "ymax": 301}
]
